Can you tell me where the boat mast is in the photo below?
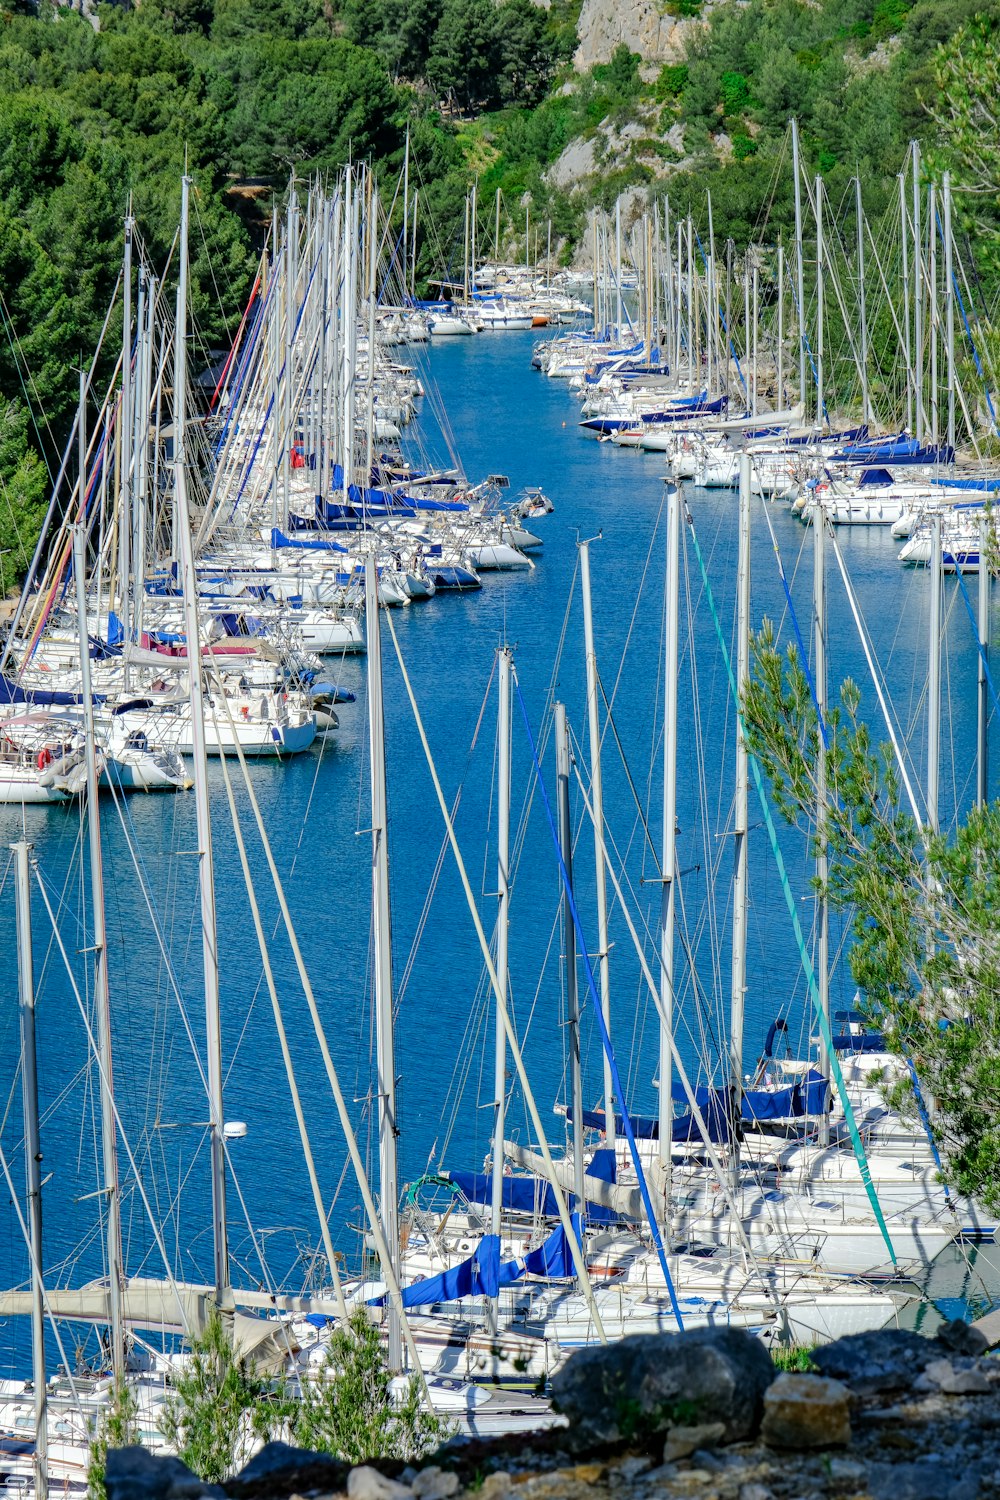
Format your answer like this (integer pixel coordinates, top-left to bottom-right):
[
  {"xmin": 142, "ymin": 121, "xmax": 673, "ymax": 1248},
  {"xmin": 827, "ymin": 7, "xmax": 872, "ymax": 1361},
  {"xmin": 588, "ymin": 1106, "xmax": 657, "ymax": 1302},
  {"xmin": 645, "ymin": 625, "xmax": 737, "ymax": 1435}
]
[
  {"xmin": 579, "ymin": 541, "xmax": 615, "ymax": 1151},
  {"xmin": 751, "ymin": 259, "xmax": 759, "ymax": 418},
  {"xmin": 317, "ymin": 194, "xmax": 331, "ymax": 509},
  {"xmin": 402, "ymin": 128, "xmax": 410, "ymax": 295},
  {"xmin": 120, "ymin": 210, "xmax": 134, "ymax": 685},
  {"xmin": 706, "ymin": 191, "xmax": 717, "ymax": 393},
  {"xmin": 659, "ymin": 482, "xmax": 680, "ymax": 1210},
  {"xmin": 342, "ymin": 170, "xmax": 356, "ymax": 500},
  {"xmin": 927, "ymin": 513, "xmax": 942, "ymax": 834},
  {"xmin": 900, "ymin": 170, "xmax": 913, "ymax": 435},
  {"xmin": 777, "ymin": 238, "xmax": 784, "ymax": 407},
  {"xmin": 365, "ymin": 554, "xmax": 402, "ymax": 1372},
  {"xmin": 463, "ymin": 191, "xmax": 470, "ymax": 305},
  {"xmin": 13, "ymin": 839, "xmax": 47, "ymax": 1500},
  {"xmin": 281, "ymin": 187, "xmax": 295, "ymax": 523},
  {"xmin": 132, "ymin": 270, "xmax": 152, "ymax": 652},
  {"xmin": 410, "ymin": 188, "xmax": 418, "ymax": 302},
  {"xmin": 856, "ymin": 175, "xmax": 869, "ymax": 426},
  {"xmin": 913, "ymin": 142, "xmax": 924, "ymax": 444},
  {"xmin": 591, "ymin": 211, "xmax": 599, "ymax": 338},
  {"xmin": 489, "ymin": 646, "xmax": 512, "ymax": 1337},
  {"xmin": 175, "ymin": 173, "xmax": 230, "ymax": 1306},
  {"xmin": 979, "ymin": 511, "xmax": 991, "ymax": 808},
  {"xmin": 929, "ymin": 182, "xmax": 939, "ymax": 446},
  {"xmin": 680, "ymin": 222, "xmax": 689, "ymax": 375},
  {"xmin": 812, "ymin": 499, "xmax": 830, "ymax": 1145},
  {"xmin": 615, "ymin": 199, "xmax": 623, "ymax": 339},
  {"xmin": 269, "ymin": 206, "xmax": 281, "ymax": 539},
  {"xmin": 743, "ymin": 258, "xmax": 751, "ymax": 415},
  {"xmin": 471, "ymin": 176, "xmax": 478, "ymax": 293},
  {"xmin": 945, "ymin": 172, "xmax": 955, "ymax": 452},
  {"xmin": 555, "ymin": 702, "xmax": 586, "ymax": 1207},
  {"xmin": 730, "ymin": 454, "xmax": 751, "ymax": 1185},
  {"xmin": 791, "ymin": 119, "xmax": 807, "ymax": 422},
  {"xmin": 365, "ymin": 169, "xmax": 378, "ymax": 481},
  {"xmin": 664, "ymin": 197, "xmax": 675, "ymax": 377},
  {"xmin": 73, "ymin": 456, "xmax": 125, "ymax": 1378},
  {"xmin": 815, "ymin": 175, "xmax": 824, "ymax": 427}
]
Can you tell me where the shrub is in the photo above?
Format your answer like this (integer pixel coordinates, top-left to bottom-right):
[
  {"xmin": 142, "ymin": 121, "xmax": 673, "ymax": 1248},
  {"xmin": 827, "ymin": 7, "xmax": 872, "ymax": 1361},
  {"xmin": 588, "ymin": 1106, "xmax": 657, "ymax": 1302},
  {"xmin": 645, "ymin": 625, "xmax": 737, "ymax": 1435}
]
[
  {"xmin": 654, "ymin": 62, "xmax": 689, "ymax": 100},
  {"xmin": 291, "ymin": 1309, "xmax": 451, "ymax": 1464},
  {"xmin": 158, "ymin": 1311, "xmax": 287, "ymax": 1482},
  {"xmin": 87, "ymin": 1379, "xmax": 139, "ymax": 1500}
]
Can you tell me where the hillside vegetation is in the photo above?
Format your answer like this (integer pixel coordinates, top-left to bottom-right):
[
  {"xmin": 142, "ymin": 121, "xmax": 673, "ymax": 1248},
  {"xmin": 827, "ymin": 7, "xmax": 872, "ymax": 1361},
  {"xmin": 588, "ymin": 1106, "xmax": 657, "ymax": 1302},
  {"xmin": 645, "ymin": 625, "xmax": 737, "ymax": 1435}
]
[{"xmin": 0, "ymin": 0, "xmax": 996, "ymax": 584}]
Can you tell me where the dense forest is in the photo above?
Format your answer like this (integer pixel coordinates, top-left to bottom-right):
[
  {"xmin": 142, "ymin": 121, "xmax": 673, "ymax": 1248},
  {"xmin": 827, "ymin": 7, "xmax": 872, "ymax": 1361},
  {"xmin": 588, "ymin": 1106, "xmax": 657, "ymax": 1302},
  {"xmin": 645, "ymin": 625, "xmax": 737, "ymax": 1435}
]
[{"xmin": 0, "ymin": 0, "xmax": 997, "ymax": 588}]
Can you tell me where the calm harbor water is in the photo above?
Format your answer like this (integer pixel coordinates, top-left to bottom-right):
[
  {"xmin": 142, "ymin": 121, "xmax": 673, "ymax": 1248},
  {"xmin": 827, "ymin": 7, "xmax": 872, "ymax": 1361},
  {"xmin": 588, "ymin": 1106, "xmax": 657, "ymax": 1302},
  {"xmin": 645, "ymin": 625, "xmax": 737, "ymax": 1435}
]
[{"xmin": 0, "ymin": 327, "xmax": 995, "ymax": 1375}]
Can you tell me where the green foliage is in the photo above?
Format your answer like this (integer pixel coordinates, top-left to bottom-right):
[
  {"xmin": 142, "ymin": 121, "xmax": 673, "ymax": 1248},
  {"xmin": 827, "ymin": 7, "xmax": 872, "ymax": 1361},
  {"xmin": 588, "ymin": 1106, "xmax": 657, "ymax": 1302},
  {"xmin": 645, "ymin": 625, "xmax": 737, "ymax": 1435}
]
[
  {"xmin": 424, "ymin": 0, "xmax": 558, "ymax": 109},
  {"xmin": 87, "ymin": 1378, "xmax": 139, "ymax": 1500},
  {"xmin": 772, "ymin": 1344, "xmax": 818, "ymax": 1372},
  {"xmin": 291, "ymin": 1308, "xmax": 451, "ymax": 1463},
  {"xmin": 651, "ymin": 0, "xmax": 992, "ymax": 262},
  {"xmin": 719, "ymin": 67, "xmax": 751, "ymax": 115},
  {"xmin": 654, "ymin": 62, "xmax": 689, "ymax": 100},
  {"xmin": 158, "ymin": 1311, "xmax": 287, "ymax": 1483},
  {"xmin": 743, "ymin": 622, "xmax": 1000, "ymax": 1216},
  {"xmin": 0, "ymin": 403, "xmax": 48, "ymax": 598},
  {"xmin": 927, "ymin": 9, "xmax": 1000, "ymax": 274},
  {"xmin": 591, "ymin": 44, "xmax": 641, "ymax": 99},
  {"xmin": 871, "ymin": 0, "xmax": 911, "ymax": 39}
]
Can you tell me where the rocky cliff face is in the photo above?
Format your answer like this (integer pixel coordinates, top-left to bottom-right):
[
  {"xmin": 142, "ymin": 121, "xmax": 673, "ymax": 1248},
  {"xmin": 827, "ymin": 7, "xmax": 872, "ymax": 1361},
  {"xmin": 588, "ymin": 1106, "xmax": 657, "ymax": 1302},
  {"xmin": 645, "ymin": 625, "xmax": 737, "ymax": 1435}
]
[{"xmin": 573, "ymin": 0, "xmax": 697, "ymax": 69}]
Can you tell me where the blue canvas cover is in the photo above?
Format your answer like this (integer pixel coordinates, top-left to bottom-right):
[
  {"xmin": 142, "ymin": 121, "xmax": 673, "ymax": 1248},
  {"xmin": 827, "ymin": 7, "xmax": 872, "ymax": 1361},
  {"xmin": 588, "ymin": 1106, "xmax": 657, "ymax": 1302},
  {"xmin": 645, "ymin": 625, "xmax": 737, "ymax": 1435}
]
[
  {"xmin": 394, "ymin": 1217, "xmax": 583, "ymax": 1306},
  {"xmin": 448, "ymin": 1163, "xmax": 622, "ymax": 1225}
]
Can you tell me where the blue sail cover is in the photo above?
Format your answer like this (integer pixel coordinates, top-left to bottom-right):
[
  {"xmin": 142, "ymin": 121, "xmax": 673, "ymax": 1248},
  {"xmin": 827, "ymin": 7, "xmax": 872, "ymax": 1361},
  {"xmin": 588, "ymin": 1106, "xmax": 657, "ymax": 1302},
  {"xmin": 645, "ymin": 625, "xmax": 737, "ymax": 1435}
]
[
  {"xmin": 394, "ymin": 1217, "xmax": 583, "ymax": 1307},
  {"xmin": 931, "ymin": 477, "xmax": 1000, "ymax": 492},
  {"xmin": 832, "ymin": 1032, "xmax": 886, "ymax": 1052},
  {"xmin": 834, "ymin": 437, "xmax": 955, "ymax": 466},
  {"xmin": 270, "ymin": 527, "xmax": 347, "ymax": 553},
  {"xmin": 784, "ymin": 425, "xmax": 869, "ymax": 447},
  {"xmin": 0, "ymin": 674, "xmax": 106, "ymax": 707},
  {"xmin": 569, "ymin": 1069, "xmax": 830, "ymax": 1143},
  {"xmin": 399, "ymin": 1233, "xmax": 502, "ymax": 1305},
  {"xmin": 448, "ymin": 1160, "xmax": 622, "ymax": 1225}
]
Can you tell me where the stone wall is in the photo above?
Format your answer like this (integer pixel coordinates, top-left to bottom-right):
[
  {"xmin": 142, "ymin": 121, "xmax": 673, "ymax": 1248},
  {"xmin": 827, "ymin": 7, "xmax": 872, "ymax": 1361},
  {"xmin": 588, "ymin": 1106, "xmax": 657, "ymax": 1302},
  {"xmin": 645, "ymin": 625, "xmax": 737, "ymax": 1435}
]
[{"xmin": 573, "ymin": 0, "xmax": 698, "ymax": 69}]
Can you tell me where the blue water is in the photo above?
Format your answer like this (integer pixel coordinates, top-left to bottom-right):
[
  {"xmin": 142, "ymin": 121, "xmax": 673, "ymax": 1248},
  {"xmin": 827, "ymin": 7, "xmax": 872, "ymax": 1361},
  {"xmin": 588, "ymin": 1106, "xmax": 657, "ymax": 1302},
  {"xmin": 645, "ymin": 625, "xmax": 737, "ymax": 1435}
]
[{"xmin": 0, "ymin": 327, "xmax": 994, "ymax": 1376}]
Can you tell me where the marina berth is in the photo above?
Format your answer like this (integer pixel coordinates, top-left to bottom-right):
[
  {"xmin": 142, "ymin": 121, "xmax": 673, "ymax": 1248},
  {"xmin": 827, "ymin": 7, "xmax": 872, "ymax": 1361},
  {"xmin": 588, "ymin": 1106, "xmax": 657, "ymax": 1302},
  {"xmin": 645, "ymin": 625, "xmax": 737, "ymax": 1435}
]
[{"xmin": 3, "ymin": 138, "xmax": 1000, "ymax": 1500}]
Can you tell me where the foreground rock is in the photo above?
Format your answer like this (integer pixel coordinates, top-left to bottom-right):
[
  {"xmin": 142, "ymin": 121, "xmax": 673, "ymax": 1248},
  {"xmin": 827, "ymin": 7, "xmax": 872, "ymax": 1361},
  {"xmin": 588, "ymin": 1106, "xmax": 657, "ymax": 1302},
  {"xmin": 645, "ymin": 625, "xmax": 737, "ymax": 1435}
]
[
  {"xmin": 106, "ymin": 1325, "xmax": 1000, "ymax": 1500},
  {"xmin": 550, "ymin": 1325, "xmax": 775, "ymax": 1447},
  {"xmin": 760, "ymin": 1372, "xmax": 851, "ymax": 1449}
]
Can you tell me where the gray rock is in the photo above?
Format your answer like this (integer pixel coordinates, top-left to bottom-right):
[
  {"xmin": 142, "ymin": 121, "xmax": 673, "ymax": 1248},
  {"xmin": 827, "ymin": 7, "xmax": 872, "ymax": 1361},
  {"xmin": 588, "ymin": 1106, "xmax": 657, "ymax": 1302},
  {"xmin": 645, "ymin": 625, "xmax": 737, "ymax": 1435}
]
[
  {"xmin": 936, "ymin": 1318, "xmax": 989, "ymax": 1357},
  {"xmin": 812, "ymin": 1329, "xmax": 946, "ymax": 1393},
  {"xmin": 608, "ymin": 1456, "xmax": 652, "ymax": 1482},
  {"xmin": 639, "ymin": 1463, "xmax": 678, "ymax": 1485},
  {"xmin": 937, "ymin": 1364, "xmax": 991, "ymax": 1396},
  {"xmin": 477, "ymin": 1476, "xmax": 512, "ymax": 1500},
  {"xmin": 347, "ymin": 1466, "xmax": 413, "ymax": 1500},
  {"xmin": 550, "ymin": 1326, "xmax": 775, "ymax": 1448},
  {"xmin": 105, "ymin": 1447, "xmax": 225, "ymax": 1500},
  {"xmin": 760, "ymin": 1373, "xmax": 850, "ymax": 1450},
  {"xmin": 411, "ymin": 1466, "xmax": 459, "ymax": 1500},
  {"xmin": 828, "ymin": 1457, "xmax": 867, "ymax": 1484},
  {"xmin": 738, "ymin": 1485, "xmax": 775, "ymax": 1500},
  {"xmin": 690, "ymin": 1447, "xmax": 727, "ymax": 1472},
  {"xmin": 662, "ymin": 1422, "xmax": 725, "ymax": 1461},
  {"xmin": 868, "ymin": 1460, "xmax": 978, "ymax": 1500},
  {"xmin": 227, "ymin": 1440, "xmax": 351, "ymax": 1498}
]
